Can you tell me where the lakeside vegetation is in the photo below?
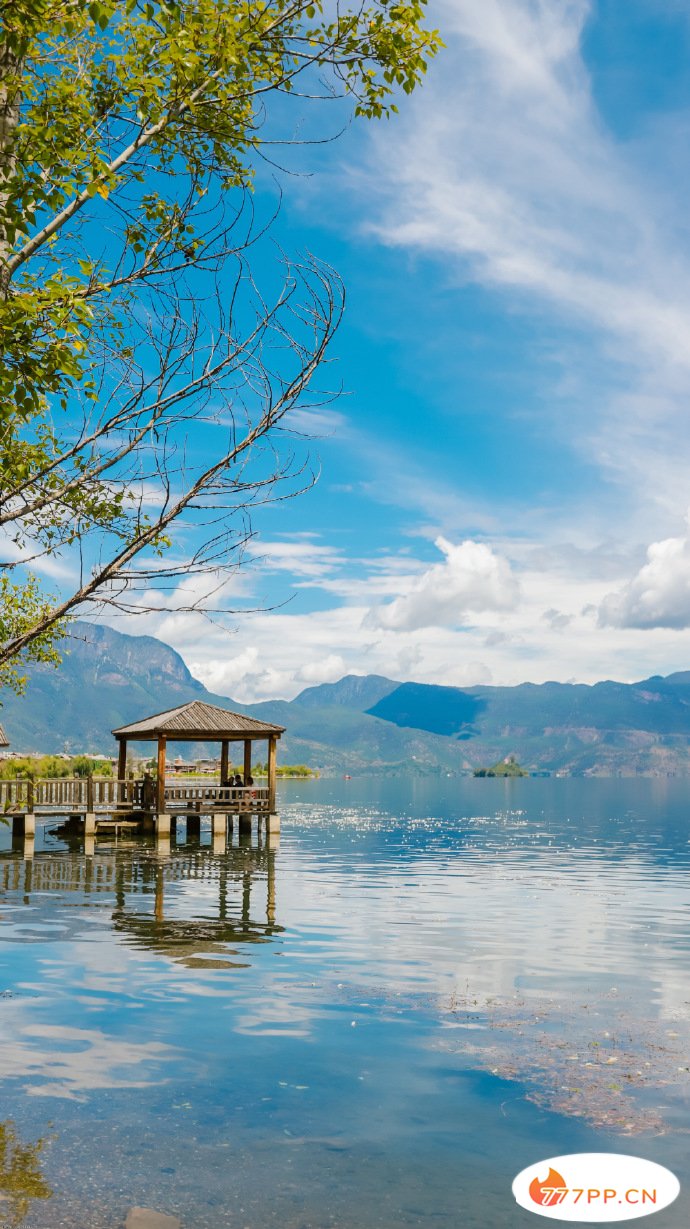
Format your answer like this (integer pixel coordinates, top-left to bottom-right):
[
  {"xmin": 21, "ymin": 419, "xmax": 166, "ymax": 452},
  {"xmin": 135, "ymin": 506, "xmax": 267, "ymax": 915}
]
[
  {"xmin": 261, "ymin": 764, "xmax": 317, "ymax": 779},
  {"xmin": 474, "ymin": 758, "xmax": 528, "ymax": 778},
  {"xmin": 141, "ymin": 761, "xmax": 318, "ymax": 779},
  {"xmin": 0, "ymin": 757, "xmax": 317, "ymax": 781},
  {"xmin": 0, "ymin": 755, "xmax": 112, "ymax": 780}
]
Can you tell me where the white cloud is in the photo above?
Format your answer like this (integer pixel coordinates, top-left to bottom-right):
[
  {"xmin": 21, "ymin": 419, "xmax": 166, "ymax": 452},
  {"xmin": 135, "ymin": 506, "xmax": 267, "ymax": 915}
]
[
  {"xmin": 296, "ymin": 653, "xmax": 347, "ymax": 684},
  {"xmin": 599, "ymin": 513, "xmax": 690, "ymax": 629},
  {"xmin": 356, "ymin": 0, "xmax": 690, "ymax": 520},
  {"xmin": 194, "ymin": 645, "xmax": 261, "ymax": 695},
  {"xmin": 103, "ymin": 529, "xmax": 690, "ymax": 701},
  {"xmin": 0, "ymin": 529, "xmax": 77, "ymax": 582},
  {"xmin": 369, "ymin": 0, "xmax": 668, "ymax": 354},
  {"xmin": 366, "ymin": 536, "xmax": 519, "ymax": 631},
  {"xmin": 190, "ymin": 644, "xmax": 347, "ymax": 697},
  {"xmin": 251, "ymin": 537, "xmax": 343, "ymax": 579},
  {"xmin": 280, "ymin": 407, "xmax": 348, "ymax": 436}
]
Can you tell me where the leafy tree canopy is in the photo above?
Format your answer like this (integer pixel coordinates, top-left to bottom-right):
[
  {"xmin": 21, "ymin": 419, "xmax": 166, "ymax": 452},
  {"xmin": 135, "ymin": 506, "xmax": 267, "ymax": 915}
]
[{"xmin": 0, "ymin": 0, "xmax": 441, "ymax": 691}]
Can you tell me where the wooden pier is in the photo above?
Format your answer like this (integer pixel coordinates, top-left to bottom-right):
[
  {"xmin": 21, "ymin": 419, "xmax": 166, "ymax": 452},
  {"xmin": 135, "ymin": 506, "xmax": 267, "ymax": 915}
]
[
  {"xmin": 1, "ymin": 699, "xmax": 286, "ymax": 841},
  {"xmin": 1, "ymin": 775, "xmax": 273, "ymax": 829}
]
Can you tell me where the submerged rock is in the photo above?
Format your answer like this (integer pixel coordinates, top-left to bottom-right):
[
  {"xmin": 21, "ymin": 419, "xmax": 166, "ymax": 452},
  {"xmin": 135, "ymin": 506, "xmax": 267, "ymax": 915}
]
[{"xmin": 125, "ymin": 1208, "xmax": 181, "ymax": 1229}]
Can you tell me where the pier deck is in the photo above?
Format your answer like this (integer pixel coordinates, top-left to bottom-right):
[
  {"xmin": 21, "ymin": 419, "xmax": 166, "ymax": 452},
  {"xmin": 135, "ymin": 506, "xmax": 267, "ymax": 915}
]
[{"xmin": 1, "ymin": 777, "xmax": 276, "ymax": 838}]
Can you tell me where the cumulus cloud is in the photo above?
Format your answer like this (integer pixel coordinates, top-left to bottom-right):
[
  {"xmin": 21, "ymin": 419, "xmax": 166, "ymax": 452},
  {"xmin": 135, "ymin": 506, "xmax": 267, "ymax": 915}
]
[
  {"xmin": 543, "ymin": 607, "xmax": 572, "ymax": 631},
  {"xmin": 366, "ymin": 536, "xmax": 519, "ymax": 631},
  {"xmin": 190, "ymin": 641, "xmax": 347, "ymax": 698},
  {"xmin": 599, "ymin": 516, "xmax": 690, "ymax": 629},
  {"xmin": 296, "ymin": 653, "xmax": 347, "ymax": 684},
  {"xmin": 104, "ymin": 537, "xmax": 690, "ymax": 702},
  {"xmin": 195, "ymin": 645, "xmax": 261, "ymax": 695}
]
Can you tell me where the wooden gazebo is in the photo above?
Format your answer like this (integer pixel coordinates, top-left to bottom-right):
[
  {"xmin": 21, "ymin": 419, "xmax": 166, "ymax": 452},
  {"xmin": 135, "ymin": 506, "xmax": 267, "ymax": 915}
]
[{"xmin": 112, "ymin": 700, "xmax": 285, "ymax": 822}]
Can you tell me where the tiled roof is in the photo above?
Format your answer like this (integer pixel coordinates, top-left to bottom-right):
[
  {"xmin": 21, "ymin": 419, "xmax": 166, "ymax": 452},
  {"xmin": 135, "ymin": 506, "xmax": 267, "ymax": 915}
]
[
  {"xmin": 0, "ymin": 724, "xmax": 8, "ymax": 747},
  {"xmin": 112, "ymin": 700, "xmax": 284, "ymax": 740}
]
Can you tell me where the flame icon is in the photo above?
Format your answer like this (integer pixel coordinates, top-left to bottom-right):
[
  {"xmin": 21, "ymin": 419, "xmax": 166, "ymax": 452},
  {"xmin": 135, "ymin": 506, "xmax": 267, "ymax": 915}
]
[{"xmin": 529, "ymin": 1167, "xmax": 568, "ymax": 1207}]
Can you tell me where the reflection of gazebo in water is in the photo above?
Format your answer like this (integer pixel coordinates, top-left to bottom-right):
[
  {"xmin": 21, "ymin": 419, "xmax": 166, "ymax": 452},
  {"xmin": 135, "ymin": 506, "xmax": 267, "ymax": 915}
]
[
  {"xmin": 2, "ymin": 841, "xmax": 281, "ymax": 972},
  {"xmin": 112, "ymin": 700, "xmax": 285, "ymax": 837},
  {"xmin": 112, "ymin": 846, "xmax": 282, "ymax": 970}
]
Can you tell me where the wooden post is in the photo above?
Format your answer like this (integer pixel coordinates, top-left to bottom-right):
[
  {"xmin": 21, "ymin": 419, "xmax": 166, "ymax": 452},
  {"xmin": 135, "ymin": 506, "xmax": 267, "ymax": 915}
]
[
  {"xmin": 142, "ymin": 772, "xmax": 154, "ymax": 811},
  {"xmin": 117, "ymin": 738, "xmax": 127, "ymax": 802},
  {"xmin": 242, "ymin": 870, "xmax": 251, "ymax": 923},
  {"xmin": 212, "ymin": 812, "xmax": 226, "ymax": 854},
  {"xmin": 22, "ymin": 776, "xmax": 36, "ymax": 843},
  {"xmin": 155, "ymin": 869, "xmax": 164, "ymax": 921},
  {"xmin": 84, "ymin": 773, "xmax": 96, "ymax": 835},
  {"xmin": 267, "ymin": 736, "xmax": 277, "ymax": 812},
  {"xmin": 156, "ymin": 737, "xmax": 167, "ymax": 815},
  {"xmin": 220, "ymin": 739, "xmax": 229, "ymax": 785},
  {"xmin": 243, "ymin": 739, "xmax": 252, "ymax": 783},
  {"xmin": 267, "ymin": 850, "xmax": 276, "ymax": 925}
]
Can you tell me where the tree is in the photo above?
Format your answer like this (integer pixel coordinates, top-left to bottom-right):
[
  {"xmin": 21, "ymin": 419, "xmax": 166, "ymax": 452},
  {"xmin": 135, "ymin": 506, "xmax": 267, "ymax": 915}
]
[
  {"xmin": 0, "ymin": 0, "xmax": 440, "ymax": 690},
  {"xmin": 0, "ymin": 1120, "xmax": 51, "ymax": 1227}
]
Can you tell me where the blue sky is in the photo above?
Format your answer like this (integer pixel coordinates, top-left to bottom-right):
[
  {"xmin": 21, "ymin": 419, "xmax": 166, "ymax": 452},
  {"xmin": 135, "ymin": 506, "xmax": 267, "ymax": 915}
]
[{"xmin": 103, "ymin": 0, "xmax": 690, "ymax": 700}]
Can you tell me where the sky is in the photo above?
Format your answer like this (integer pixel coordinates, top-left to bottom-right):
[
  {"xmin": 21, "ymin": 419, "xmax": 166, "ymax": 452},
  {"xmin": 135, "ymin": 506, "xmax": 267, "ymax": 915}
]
[{"xmin": 93, "ymin": 1, "xmax": 690, "ymax": 699}]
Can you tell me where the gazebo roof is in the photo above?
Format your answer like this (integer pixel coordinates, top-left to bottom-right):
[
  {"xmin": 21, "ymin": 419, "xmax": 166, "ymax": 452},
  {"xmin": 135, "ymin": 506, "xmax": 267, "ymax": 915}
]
[
  {"xmin": 0, "ymin": 725, "xmax": 8, "ymax": 748},
  {"xmin": 112, "ymin": 700, "xmax": 284, "ymax": 742}
]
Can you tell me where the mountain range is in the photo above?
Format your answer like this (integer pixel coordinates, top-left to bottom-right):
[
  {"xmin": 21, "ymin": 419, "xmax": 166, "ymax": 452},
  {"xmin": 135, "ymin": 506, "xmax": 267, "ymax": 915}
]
[{"xmin": 2, "ymin": 621, "xmax": 690, "ymax": 775}]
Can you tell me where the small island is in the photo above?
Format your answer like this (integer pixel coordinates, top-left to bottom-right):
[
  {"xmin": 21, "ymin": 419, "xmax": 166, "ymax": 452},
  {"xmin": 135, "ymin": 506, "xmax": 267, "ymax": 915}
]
[{"xmin": 473, "ymin": 757, "xmax": 528, "ymax": 778}]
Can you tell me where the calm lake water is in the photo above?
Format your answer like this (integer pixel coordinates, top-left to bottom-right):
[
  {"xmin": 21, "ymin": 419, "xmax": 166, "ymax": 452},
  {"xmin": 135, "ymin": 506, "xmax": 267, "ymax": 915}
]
[{"xmin": 0, "ymin": 777, "xmax": 689, "ymax": 1228}]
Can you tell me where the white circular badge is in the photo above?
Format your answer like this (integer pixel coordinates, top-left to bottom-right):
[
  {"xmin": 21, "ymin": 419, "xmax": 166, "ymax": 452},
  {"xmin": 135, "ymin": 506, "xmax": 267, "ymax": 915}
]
[{"xmin": 513, "ymin": 1154, "xmax": 680, "ymax": 1222}]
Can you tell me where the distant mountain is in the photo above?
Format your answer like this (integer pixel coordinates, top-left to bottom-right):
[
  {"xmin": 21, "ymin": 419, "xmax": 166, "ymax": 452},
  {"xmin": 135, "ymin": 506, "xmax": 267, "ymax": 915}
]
[
  {"xmin": 369, "ymin": 681, "xmax": 485, "ymax": 737},
  {"xmin": 368, "ymin": 675, "xmax": 690, "ymax": 738},
  {"xmin": 3, "ymin": 621, "xmax": 690, "ymax": 775},
  {"xmin": 0, "ymin": 624, "xmax": 458, "ymax": 773},
  {"xmin": 0, "ymin": 623, "xmax": 222, "ymax": 754},
  {"xmin": 295, "ymin": 674, "xmax": 398, "ymax": 712},
  {"xmin": 366, "ymin": 675, "xmax": 690, "ymax": 775}
]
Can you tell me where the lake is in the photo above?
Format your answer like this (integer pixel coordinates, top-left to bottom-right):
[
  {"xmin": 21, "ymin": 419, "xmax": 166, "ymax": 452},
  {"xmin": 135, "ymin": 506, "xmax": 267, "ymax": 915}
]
[{"xmin": 0, "ymin": 776, "xmax": 688, "ymax": 1227}]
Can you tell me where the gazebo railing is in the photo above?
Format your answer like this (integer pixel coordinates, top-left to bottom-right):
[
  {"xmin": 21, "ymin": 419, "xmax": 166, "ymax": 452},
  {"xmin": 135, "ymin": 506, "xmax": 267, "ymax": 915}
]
[
  {"xmin": 36, "ymin": 777, "xmax": 131, "ymax": 810},
  {"xmin": 0, "ymin": 777, "xmax": 131, "ymax": 813},
  {"xmin": 164, "ymin": 783, "xmax": 270, "ymax": 810},
  {"xmin": 0, "ymin": 779, "xmax": 31, "ymax": 812},
  {"xmin": 0, "ymin": 776, "xmax": 271, "ymax": 815},
  {"xmin": 35, "ymin": 777, "xmax": 88, "ymax": 808}
]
